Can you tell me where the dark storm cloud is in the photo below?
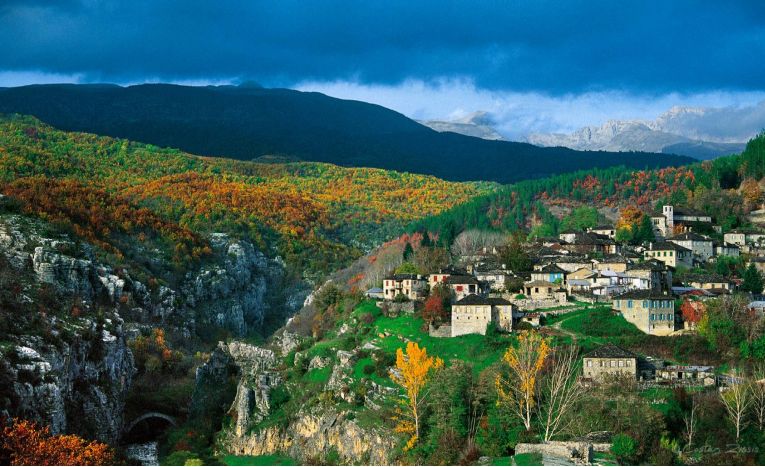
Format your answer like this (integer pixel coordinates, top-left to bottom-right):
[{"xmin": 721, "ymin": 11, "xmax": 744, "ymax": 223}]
[{"xmin": 0, "ymin": 0, "xmax": 763, "ymax": 93}]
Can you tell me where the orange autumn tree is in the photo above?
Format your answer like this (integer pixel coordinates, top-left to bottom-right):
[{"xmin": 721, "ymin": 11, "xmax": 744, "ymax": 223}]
[
  {"xmin": 680, "ymin": 299, "xmax": 706, "ymax": 327},
  {"xmin": 616, "ymin": 205, "xmax": 644, "ymax": 232},
  {"xmin": 1, "ymin": 418, "xmax": 114, "ymax": 466},
  {"xmin": 391, "ymin": 342, "xmax": 443, "ymax": 450},
  {"xmin": 496, "ymin": 331, "xmax": 550, "ymax": 430}
]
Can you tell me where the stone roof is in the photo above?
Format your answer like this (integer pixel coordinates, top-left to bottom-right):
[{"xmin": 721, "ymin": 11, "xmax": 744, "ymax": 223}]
[
  {"xmin": 648, "ymin": 241, "xmax": 692, "ymax": 252},
  {"xmin": 524, "ymin": 279, "xmax": 558, "ymax": 287},
  {"xmin": 538, "ymin": 264, "xmax": 567, "ymax": 274},
  {"xmin": 569, "ymin": 232, "xmax": 615, "ymax": 245},
  {"xmin": 454, "ymin": 294, "xmax": 513, "ymax": 306},
  {"xmin": 584, "ymin": 344, "xmax": 637, "ymax": 359},
  {"xmin": 591, "ymin": 225, "xmax": 615, "ymax": 231},
  {"xmin": 653, "ymin": 206, "xmax": 710, "ymax": 218},
  {"xmin": 444, "ymin": 275, "xmax": 481, "ymax": 285},
  {"xmin": 683, "ymin": 273, "xmax": 729, "ymax": 284},
  {"xmin": 433, "ymin": 266, "xmax": 468, "ymax": 275},
  {"xmin": 614, "ymin": 290, "xmax": 676, "ymax": 300},
  {"xmin": 669, "ymin": 232, "xmax": 712, "ymax": 242},
  {"xmin": 627, "ymin": 259, "xmax": 667, "ymax": 271},
  {"xmin": 595, "ymin": 255, "xmax": 630, "ymax": 263}
]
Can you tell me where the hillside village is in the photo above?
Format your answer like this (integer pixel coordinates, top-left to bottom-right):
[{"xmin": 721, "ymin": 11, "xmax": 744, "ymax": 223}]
[{"xmin": 369, "ymin": 203, "xmax": 765, "ymax": 389}]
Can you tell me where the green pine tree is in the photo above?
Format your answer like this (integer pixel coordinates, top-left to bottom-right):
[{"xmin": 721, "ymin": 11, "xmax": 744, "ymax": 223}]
[
  {"xmin": 403, "ymin": 242, "xmax": 414, "ymax": 261},
  {"xmin": 420, "ymin": 231, "xmax": 432, "ymax": 248},
  {"xmin": 742, "ymin": 263, "xmax": 764, "ymax": 294}
]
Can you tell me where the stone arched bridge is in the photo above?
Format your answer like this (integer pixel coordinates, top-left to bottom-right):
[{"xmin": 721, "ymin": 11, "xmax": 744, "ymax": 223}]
[{"xmin": 124, "ymin": 412, "xmax": 177, "ymax": 436}]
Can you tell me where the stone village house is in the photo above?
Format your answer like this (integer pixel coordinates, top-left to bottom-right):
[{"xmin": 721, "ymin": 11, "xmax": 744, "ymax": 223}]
[
  {"xmin": 382, "ymin": 274, "xmax": 427, "ymax": 301},
  {"xmin": 583, "ymin": 344, "xmax": 638, "ymax": 381},
  {"xmin": 651, "ymin": 205, "xmax": 713, "ymax": 238},
  {"xmin": 450, "ymin": 294, "xmax": 515, "ymax": 337},
  {"xmin": 644, "ymin": 241, "xmax": 693, "ymax": 269},
  {"xmin": 612, "ymin": 290, "xmax": 679, "ymax": 335}
]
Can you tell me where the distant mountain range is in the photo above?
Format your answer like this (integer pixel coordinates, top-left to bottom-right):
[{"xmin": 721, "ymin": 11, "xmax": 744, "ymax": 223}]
[
  {"xmin": 527, "ymin": 107, "xmax": 751, "ymax": 160},
  {"xmin": 418, "ymin": 111, "xmax": 505, "ymax": 140},
  {"xmin": 0, "ymin": 83, "xmax": 692, "ymax": 184}
]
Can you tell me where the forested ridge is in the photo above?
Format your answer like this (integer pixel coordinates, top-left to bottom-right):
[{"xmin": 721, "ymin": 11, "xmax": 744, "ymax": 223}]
[
  {"xmin": 413, "ymin": 132, "xmax": 765, "ymax": 243},
  {"xmin": 0, "ymin": 114, "xmax": 493, "ymax": 280},
  {"xmin": 0, "ymin": 83, "xmax": 693, "ymax": 184}
]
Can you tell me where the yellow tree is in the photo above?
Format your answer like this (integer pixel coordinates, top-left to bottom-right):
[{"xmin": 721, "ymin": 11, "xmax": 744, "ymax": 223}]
[
  {"xmin": 496, "ymin": 331, "xmax": 550, "ymax": 431},
  {"xmin": 391, "ymin": 341, "xmax": 443, "ymax": 450}
]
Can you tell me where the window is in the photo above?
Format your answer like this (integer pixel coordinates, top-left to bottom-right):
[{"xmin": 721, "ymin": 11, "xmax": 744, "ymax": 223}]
[
  {"xmin": 586, "ymin": 360, "xmax": 592, "ymax": 367},
  {"xmin": 642, "ymin": 300, "xmax": 648, "ymax": 307},
  {"xmin": 627, "ymin": 300, "xmax": 633, "ymax": 309},
  {"xmin": 651, "ymin": 314, "xmax": 655, "ymax": 320},
  {"xmin": 670, "ymin": 251, "xmax": 674, "ymax": 257},
  {"xmin": 611, "ymin": 360, "xmax": 616, "ymax": 367},
  {"xmin": 669, "ymin": 314, "xmax": 673, "ymax": 321},
  {"xmin": 659, "ymin": 314, "xmax": 664, "ymax": 320},
  {"xmin": 619, "ymin": 360, "xmax": 624, "ymax": 367},
  {"xmin": 626, "ymin": 360, "xmax": 632, "ymax": 366}
]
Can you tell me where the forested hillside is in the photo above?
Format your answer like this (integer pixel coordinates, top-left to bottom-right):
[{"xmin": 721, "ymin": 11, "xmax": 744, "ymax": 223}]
[
  {"xmin": 413, "ymin": 132, "xmax": 765, "ymax": 243},
  {"xmin": 0, "ymin": 114, "xmax": 492, "ymax": 279},
  {"xmin": 0, "ymin": 84, "xmax": 693, "ymax": 184}
]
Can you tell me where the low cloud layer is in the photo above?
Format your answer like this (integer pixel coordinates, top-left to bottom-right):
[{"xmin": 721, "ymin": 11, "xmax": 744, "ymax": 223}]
[{"xmin": 296, "ymin": 79, "xmax": 765, "ymax": 142}]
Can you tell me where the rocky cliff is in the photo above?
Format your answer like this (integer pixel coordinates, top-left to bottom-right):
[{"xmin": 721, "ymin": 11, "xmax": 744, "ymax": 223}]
[
  {"xmin": 0, "ymin": 324, "xmax": 135, "ymax": 443},
  {"xmin": 194, "ymin": 338, "xmax": 397, "ymax": 465},
  {"xmin": 0, "ymin": 212, "xmax": 306, "ymax": 443}
]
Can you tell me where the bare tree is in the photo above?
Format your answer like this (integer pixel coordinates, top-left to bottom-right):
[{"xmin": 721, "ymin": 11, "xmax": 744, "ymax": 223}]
[
  {"xmin": 682, "ymin": 395, "xmax": 699, "ymax": 450},
  {"xmin": 364, "ymin": 243, "xmax": 405, "ymax": 288},
  {"xmin": 539, "ymin": 345, "xmax": 583, "ymax": 442},
  {"xmin": 451, "ymin": 230, "xmax": 506, "ymax": 262},
  {"xmin": 751, "ymin": 364, "xmax": 765, "ymax": 431},
  {"xmin": 413, "ymin": 246, "xmax": 449, "ymax": 275},
  {"xmin": 720, "ymin": 370, "xmax": 752, "ymax": 442}
]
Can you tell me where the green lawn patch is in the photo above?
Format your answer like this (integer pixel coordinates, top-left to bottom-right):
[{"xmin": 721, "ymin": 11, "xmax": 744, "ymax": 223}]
[
  {"xmin": 222, "ymin": 454, "xmax": 297, "ymax": 465},
  {"xmin": 352, "ymin": 300, "xmax": 383, "ymax": 319},
  {"xmin": 560, "ymin": 306, "xmax": 642, "ymax": 338},
  {"xmin": 351, "ymin": 356, "xmax": 392, "ymax": 386},
  {"xmin": 544, "ymin": 306, "xmax": 591, "ymax": 325},
  {"xmin": 511, "ymin": 452, "xmax": 543, "ymax": 465},
  {"xmin": 373, "ymin": 314, "xmax": 512, "ymax": 373},
  {"xmin": 303, "ymin": 365, "xmax": 332, "ymax": 384},
  {"xmin": 489, "ymin": 455, "xmax": 514, "ymax": 465}
]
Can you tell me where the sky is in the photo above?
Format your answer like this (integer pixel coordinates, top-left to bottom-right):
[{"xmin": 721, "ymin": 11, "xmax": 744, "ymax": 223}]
[{"xmin": 1, "ymin": 0, "xmax": 764, "ymax": 139}]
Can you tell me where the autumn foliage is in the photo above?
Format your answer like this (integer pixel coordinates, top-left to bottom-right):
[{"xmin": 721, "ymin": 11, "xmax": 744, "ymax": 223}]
[
  {"xmin": 616, "ymin": 206, "xmax": 645, "ymax": 231},
  {"xmin": 422, "ymin": 285, "xmax": 450, "ymax": 325},
  {"xmin": 680, "ymin": 299, "xmax": 706, "ymax": 326},
  {"xmin": 3, "ymin": 176, "xmax": 208, "ymax": 264},
  {"xmin": 0, "ymin": 115, "xmax": 490, "ymax": 275},
  {"xmin": 391, "ymin": 342, "xmax": 443, "ymax": 450},
  {"xmin": 496, "ymin": 331, "xmax": 550, "ymax": 430},
  {"xmin": 1, "ymin": 418, "xmax": 114, "ymax": 466}
]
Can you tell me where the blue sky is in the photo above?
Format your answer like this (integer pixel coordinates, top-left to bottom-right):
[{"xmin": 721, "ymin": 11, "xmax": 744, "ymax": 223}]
[{"xmin": 1, "ymin": 0, "xmax": 764, "ymax": 138}]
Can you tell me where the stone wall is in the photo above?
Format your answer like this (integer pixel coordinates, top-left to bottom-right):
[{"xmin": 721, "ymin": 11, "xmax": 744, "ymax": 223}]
[
  {"xmin": 451, "ymin": 306, "xmax": 492, "ymax": 336},
  {"xmin": 377, "ymin": 301, "xmax": 415, "ymax": 314},
  {"xmin": 510, "ymin": 295, "xmax": 567, "ymax": 311},
  {"xmin": 428, "ymin": 324, "xmax": 452, "ymax": 337},
  {"xmin": 515, "ymin": 441, "xmax": 594, "ymax": 464}
]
